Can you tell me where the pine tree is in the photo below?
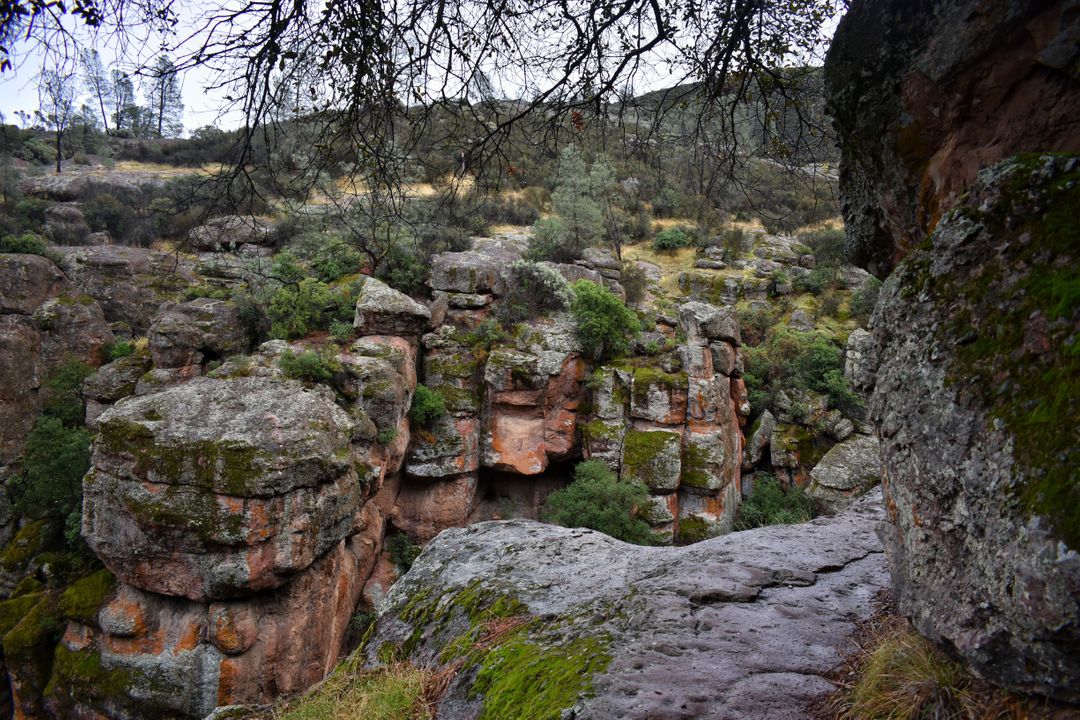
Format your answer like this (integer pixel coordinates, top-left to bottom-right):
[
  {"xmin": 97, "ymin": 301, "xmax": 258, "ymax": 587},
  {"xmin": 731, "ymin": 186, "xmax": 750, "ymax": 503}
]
[
  {"xmin": 147, "ymin": 55, "xmax": 184, "ymax": 137},
  {"xmin": 109, "ymin": 71, "xmax": 135, "ymax": 134},
  {"xmin": 80, "ymin": 49, "xmax": 112, "ymax": 134},
  {"xmin": 552, "ymin": 144, "xmax": 604, "ymax": 255}
]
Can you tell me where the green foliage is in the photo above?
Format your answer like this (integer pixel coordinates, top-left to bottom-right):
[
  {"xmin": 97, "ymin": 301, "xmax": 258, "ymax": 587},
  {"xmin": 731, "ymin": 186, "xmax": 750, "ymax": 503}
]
[
  {"xmin": 742, "ymin": 327, "xmax": 860, "ymax": 413},
  {"xmin": 267, "ymin": 277, "xmax": 345, "ymax": 339},
  {"xmin": 850, "ymin": 277, "xmax": 882, "ymax": 325},
  {"xmin": 329, "ymin": 319, "xmax": 354, "ymax": 343},
  {"xmin": 496, "ymin": 260, "xmax": 573, "ymax": 325},
  {"xmin": 376, "ymin": 427, "xmax": 398, "ymax": 446},
  {"xmin": 42, "ymin": 360, "xmax": 93, "ymax": 428},
  {"xmin": 651, "ymin": 227, "xmax": 691, "ymax": 252},
  {"xmin": 620, "ymin": 261, "xmax": 648, "ymax": 304},
  {"xmin": 800, "ymin": 227, "xmax": 846, "ymax": 266},
  {"xmin": 81, "ymin": 193, "xmax": 132, "ymax": 239},
  {"xmin": 377, "ymin": 244, "xmax": 428, "ymax": 295},
  {"xmin": 10, "ymin": 417, "xmax": 92, "ymax": 545},
  {"xmin": 733, "ymin": 474, "xmax": 814, "ymax": 530},
  {"xmin": 569, "ymin": 280, "xmax": 641, "ymax": 361},
  {"xmin": 103, "ymin": 340, "xmax": 136, "ymax": 361},
  {"xmin": 386, "ymin": 532, "xmax": 422, "ymax": 573},
  {"xmin": 719, "ymin": 227, "xmax": 750, "ymax": 260},
  {"xmin": 526, "ymin": 216, "xmax": 575, "ymax": 263},
  {"xmin": 0, "ymin": 232, "xmax": 52, "ymax": 258},
  {"xmin": 410, "ymin": 384, "xmax": 446, "ymax": 426},
  {"xmin": 276, "ymin": 654, "xmax": 434, "ymax": 720},
  {"xmin": 278, "ymin": 349, "xmax": 340, "ymax": 384},
  {"xmin": 543, "ymin": 460, "xmax": 655, "ymax": 545}
]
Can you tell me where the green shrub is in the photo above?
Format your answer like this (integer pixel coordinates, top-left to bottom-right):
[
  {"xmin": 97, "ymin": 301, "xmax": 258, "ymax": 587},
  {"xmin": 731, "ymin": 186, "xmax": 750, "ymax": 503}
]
[
  {"xmin": 410, "ymin": 384, "xmax": 446, "ymax": 426},
  {"xmin": 742, "ymin": 327, "xmax": 860, "ymax": 413},
  {"xmin": 11, "ymin": 198, "xmax": 49, "ymax": 232},
  {"xmin": 10, "ymin": 416, "xmax": 92, "ymax": 546},
  {"xmin": 850, "ymin": 276, "xmax": 882, "ymax": 325},
  {"xmin": 817, "ymin": 290, "xmax": 842, "ymax": 318},
  {"xmin": 496, "ymin": 260, "xmax": 573, "ymax": 325},
  {"xmin": 42, "ymin": 361, "xmax": 93, "ymax": 428},
  {"xmin": 569, "ymin": 280, "xmax": 641, "ymax": 361},
  {"xmin": 543, "ymin": 460, "xmax": 655, "ymax": 545},
  {"xmin": 267, "ymin": 278, "xmax": 342, "ymax": 340},
  {"xmin": 278, "ymin": 349, "xmax": 340, "ymax": 384},
  {"xmin": 719, "ymin": 227, "xmax": 750, "ymax": 260},
  {"xmin": 376, "ymin": 427, "xmax": 398, "ymax": 445},
  {"xmin": 386, "ymin": 532, "xmax": 422, "ymax": 573},
  {"xmin": 82, "ymin": 193, "xmax": 132, "ymax": 239},
  {"xmin": 733, "ymin": 474, "xmax": 814, "ymax": 530},
  {"xmin": 651, "ymin": 227, "xmax": 691, "ymax": 252},
  {"xmin": 526, "ymin": 216, "xmax": 579, "ymax": 263},
  {"xmin": 0, "ymin": 232, "xmax": 51, "ymax": 257},
  {"xmin": 103, "ymin": 340, "xmax": 136, "ymax": 361},
  {"xmin": 377, "ymin": 245, "xmax": 428, "ymax": 296},
  {"xmin": 329, "ymin": 319, "xmax": 354, "ymax": 344},
  {"xmin": 801, "ymin": 227, "xmax": 847, "ymax": 266},
  {"xmin": 621, "ymin": 261, "xmax": 648, "ymax": 304}
]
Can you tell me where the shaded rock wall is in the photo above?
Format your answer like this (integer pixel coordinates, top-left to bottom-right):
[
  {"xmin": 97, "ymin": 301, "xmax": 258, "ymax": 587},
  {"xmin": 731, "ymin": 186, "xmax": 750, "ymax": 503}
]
[{"xmin": 826, "ymin": 0, "xmax": 1080, "ymax": 276}]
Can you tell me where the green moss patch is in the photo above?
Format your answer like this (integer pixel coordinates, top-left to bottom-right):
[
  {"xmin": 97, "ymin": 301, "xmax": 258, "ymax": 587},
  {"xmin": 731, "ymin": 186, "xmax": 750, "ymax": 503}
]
[{"xmin": 58, "ymin": 569, "xmax": 116, "ymax": 625}]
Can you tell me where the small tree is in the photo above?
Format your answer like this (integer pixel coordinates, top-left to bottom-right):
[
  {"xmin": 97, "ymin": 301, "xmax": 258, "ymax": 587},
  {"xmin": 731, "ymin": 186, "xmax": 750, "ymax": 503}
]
[
  {"xmin": 39, "ymin": 68, "xmax": 76, "ymax": 173},
  {"xmin": 569, "ymin": 279, "xmax": 641, "ymax": 361},
  {"xmin": 147, "ymin": 54, "xmax": 184, "ymax": 137},
  {"xmin": 109, "ymin": 70, "xmax": 136, "ymax": 134},
  {"xmin": 543, "ymin": 460, "xmax": 655, "ymax": 545},
  {"xmin": 550, "ymin": 144, "xmax": 603, "ymax": 257},
  {"xmin": 80, "ymin": 49, "xmax": 112, "ymax": 134}
]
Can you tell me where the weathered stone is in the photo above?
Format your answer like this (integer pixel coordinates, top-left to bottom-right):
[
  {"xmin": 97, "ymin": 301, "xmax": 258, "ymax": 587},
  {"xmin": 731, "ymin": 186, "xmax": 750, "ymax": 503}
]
[
  {"xmin": 709, "ymin": 341, "xmax": 736, "ymax": 376},
  {"xmin": 57, "ymin": 245, "xmax": 195, "ymax": 333},
  {"xmin": 430, "ymin": 251, "xmax": 507, "ymax": 294},
  {"xmin": 628, "ymin": 367, "xmax": 688, "ymax": 425},
  {"xmin": 392, "ymin": 474, "xmax": 478, "ymax": 543},
  {"xmin": 406, "ymin": 415, "xmax": 480, "ymax": 479},
  {"xmin": 788, "ymin": 308, "xmax": 814, "ymax": 331},
  {"xmin": 353, "ymin": 276, "xmax": 431, "ymax": 336},
  {"xmin": 806, "ymin": 434, "xmax": 881, "ymax": 515},
  {"xmin": 844, "ymin": 327, "xmax": 878, "ymax": 393},
  {"xmin": 621, "ymin": 429, "xmax": 681, "ymax": 492},
  {"xmin": 83, "ymin": 350, "xmax": 154, "ymax": 428},
  {"xmin": 188, "ymin": 216, "xmax": 272, "ymax": 251},
  {"xmin": 148, "ymin": 298, "xmax": 250, "ymax": 369},
  {"xmin": 868, "ymin": 156, "xmax": 1080, "ymax": 700},
  {"xmin": 367, "ymin": 491, "xmax": 888, "ymax": 719},
  {"xmin": 446, "ymin": 292, "xmax": 492, "ymax": 308},
  {"xmin": 43, "ymin": 203, "xmax": 90, "ymax": 245},
  {"xmin": 84, "ymin": 375, "xmax": 361, "ymax": 600},
  {"xmin": 677, "ymin": 301, "xmax": 740, "ymax": 346},
  {"xmin": 743, "ymin": 409, "xmax": 775, "ymax": 470},
  {"xmin": 0, "ymin": 254, "xmax": 68, "ymax": 316}
]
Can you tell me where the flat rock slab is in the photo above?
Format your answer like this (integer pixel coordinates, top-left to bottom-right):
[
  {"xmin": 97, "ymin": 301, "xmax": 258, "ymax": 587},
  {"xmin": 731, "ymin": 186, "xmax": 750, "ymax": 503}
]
[{"xmin": 370, "ymin": 490, "xmax": 888, "ymax": 719}]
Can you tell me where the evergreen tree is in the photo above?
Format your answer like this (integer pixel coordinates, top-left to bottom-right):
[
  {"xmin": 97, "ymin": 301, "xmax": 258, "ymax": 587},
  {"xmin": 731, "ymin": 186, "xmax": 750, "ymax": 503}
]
[
  {"xmin": 80, "ymin": 49, "xmax": 112, "ymax": 134},
  {"xmin": 109, "ymin": 70, "xmax": 135, "ymax": 134},
  {"xmin": 147, "ymin": 54, "xmax": 184, "ymax": 137},
  {"xmin": 551, "ymin": 144, "xmax": 604, "ymax": 255}
]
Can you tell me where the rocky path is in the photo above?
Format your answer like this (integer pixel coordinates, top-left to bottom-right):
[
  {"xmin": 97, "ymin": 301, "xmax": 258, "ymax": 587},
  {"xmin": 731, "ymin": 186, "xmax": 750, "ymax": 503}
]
[{"xmin": 369, "ymin": 490, "xmax": 888, "ymax": 719}]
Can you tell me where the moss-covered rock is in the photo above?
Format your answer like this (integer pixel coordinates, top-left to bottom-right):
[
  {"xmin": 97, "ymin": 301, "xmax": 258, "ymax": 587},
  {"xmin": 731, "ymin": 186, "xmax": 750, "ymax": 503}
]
[{"xmin": 621, "ymin": 430, "xmax": 681, "ymax": 492}]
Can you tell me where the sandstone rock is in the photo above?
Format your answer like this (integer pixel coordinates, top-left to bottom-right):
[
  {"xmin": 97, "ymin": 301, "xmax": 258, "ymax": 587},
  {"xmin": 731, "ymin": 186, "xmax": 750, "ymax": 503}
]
[
  {"xmin": 677, "ymin": 301, "xmax": 740, "ymax": 346},
  {"xmin": 19, "ymin": 169, "xmax": 167, "ymax": 202},
  {"xmin": 84, "ymin": 375, "xmax": 361, "ymax": 600},
  {"xmin": 83, "ymin": 349, "xmax": 154, "ymax": 428},
  {"xmin": 709, "ymin": 341, "xmax": 736, "ymax": 376},
  {"xmin": 430, "ymin": 251, "xmax": 507, "ymax": 294},
  {"xmin": 743, "ymin": 409, "xmax": 775, "ymax": 469},
  {"xmin": 806, "ymin": 434, "xmax": 881, "ymax": 515},
  {"xmin": 406, "ymin": 415, "xmax": 480, "ymax": 479},
  {"xmin": 868, "ymin": 156, "xmax": 1080, "ymax": 700},
  {"xmin": 621, "ymin": 429, "xmax": 681, "ymax": 492},
  {"xmin": 0, "ymin": 254, "xmax": 68, "ymax": 316},
  {"xmin": 148, "ymin": 298, "xmax": 251, "ymax": 368},
  {"xmin": 188, "ymin": 216, "xmax": 272, "ymax": 252},
  {"xmin": 47, "ymin": 537, "xmax": 367, "ymax": 718},
  {"xmin": 367, "ymin": 491, "xmax": 888, "ymax": 719},
  {"xmin": 392, "ymin": 474, "xmax": 478, "ymax": 543},
  {"xmin": 353, "ymin": 276, "xmax": 431, "ymax": 336}
]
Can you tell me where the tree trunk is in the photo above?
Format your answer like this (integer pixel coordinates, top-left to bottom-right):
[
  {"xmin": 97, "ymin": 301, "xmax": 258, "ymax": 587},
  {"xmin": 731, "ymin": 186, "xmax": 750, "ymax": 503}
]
[{"xmin": 55, "ymin": 129, "xmax": 62, "ymax": 174}]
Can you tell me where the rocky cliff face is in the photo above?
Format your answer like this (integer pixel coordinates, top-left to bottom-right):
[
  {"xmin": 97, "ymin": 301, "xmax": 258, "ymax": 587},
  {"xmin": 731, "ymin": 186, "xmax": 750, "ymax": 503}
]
[
  {"xmin": 826, "ymin": 0, "xmax": 1080, "ymax": 702},
  {"xmin": 826, "ymin": 0, "xmax": 1080, "ymax": 276},
  {"xmin": 366, "ymin": 491, "xmax": 888, "ymax": 720}
]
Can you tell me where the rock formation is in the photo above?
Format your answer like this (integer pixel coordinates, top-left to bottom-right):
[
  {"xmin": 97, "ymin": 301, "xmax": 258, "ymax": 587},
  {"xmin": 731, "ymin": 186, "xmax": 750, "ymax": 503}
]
[
  {"xmin": 826, "ymin": 0, "xmax": 1080, "ymax": 701},
  {"xmin": 366, "ymin": 490, "xmax": 888, "ymax": 719}
]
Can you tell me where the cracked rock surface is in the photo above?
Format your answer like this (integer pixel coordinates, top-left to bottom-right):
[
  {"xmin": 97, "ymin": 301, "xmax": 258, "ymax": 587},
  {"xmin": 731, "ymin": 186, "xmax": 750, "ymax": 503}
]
[{"xmin": 369, "ymin": 489, "xmax": 887, "ymax": 719}]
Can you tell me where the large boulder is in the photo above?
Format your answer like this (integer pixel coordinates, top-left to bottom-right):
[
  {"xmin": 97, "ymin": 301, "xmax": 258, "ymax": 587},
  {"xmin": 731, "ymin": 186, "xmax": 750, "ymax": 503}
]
[
  {"xmin": 870, "ymin": 156, "xmax": 1079, "ymax": 700},
  {"xmin": 825, "ymin": 0, "xmax": 1080, "ymax": 276},
  {"xmin": 353, "ymin": 276, "xmax": 431, "ymax": 336},
  {"xmin": 806, "ymin": 433, "xmax": 881, "ymax": 515},
  {"xmin": 366, "ymin": 490, "xmax": 888, "ymax": 719},
  {"xmin": 83, "ymin": 375, "xmax": 362, "ymax": 601},
  {"xmin": 147, "ymin": 298, "xmax": 251, "ymax": 369},
  {"xmin": 57, "ymin": 245, "xmax": 196, "ymax": 333},
  {"xmin": 187, "ymin": 216, "xmax": 272, "ymax": 252}
]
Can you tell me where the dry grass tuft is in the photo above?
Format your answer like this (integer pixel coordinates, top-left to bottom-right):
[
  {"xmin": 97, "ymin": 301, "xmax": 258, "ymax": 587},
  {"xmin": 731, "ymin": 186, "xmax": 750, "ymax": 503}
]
[{"xmin": 819, "ymin": 592, "xmax": 1079, "ymax": 720}]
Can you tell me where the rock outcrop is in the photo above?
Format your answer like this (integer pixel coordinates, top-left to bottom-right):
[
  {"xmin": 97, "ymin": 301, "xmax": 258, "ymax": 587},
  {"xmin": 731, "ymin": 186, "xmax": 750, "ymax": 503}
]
[
  {"xmin": 825, "ymin": 0, "xmax": 1080, "ymax": 276},
  {"xmin": 869, "ymin": 156, "xmax": 1079, "ymax": 701},
  {"xmin": 0, "ymin": 253, "xmax": 113, "ymax": 463},
  {"xmin": 366, "ymin": 490, "xmax": 888, "ymax": 719}
]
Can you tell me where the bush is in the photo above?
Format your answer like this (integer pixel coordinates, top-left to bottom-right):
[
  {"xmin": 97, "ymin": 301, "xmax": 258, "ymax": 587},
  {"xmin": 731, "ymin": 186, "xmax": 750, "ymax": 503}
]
[
  {"xmin": 278, "ymin": 349, "xmax": 340, "ymax": 384},
  {"xmin": 850, "ymin": 276, "xmax": 883, "ymax": 325},
  {"xmin": 103, "ymin": 340, "xmax": 136, "ymax": 361},
  {"xmin": 11, "ymin": 416, "xmax": 92, "ymax": 546},
  {"xmin": 329, "ymin": 319, "xmax": 354, "ymax": 344},
  {"xmin": 742, "ymin": 327, "xmax": 860, "ymax": 413},
  {"xmin": 478, "ymin": 194, "xmax": 541, "ymax": 226},
  {"xmin": 621, "ymin": 261, "xmax": 648, "ymax": 304},
  {"xmin": 733, "ymin": 474, "xmax": 814, "ymax": 530},
  {"xmin": 569, "ymin": 280, "xmax": 641, "ymax": 361},
  {"xmin": 409, "ymin": 384, "xmax": 446, "ymax": 426},
  {"xmin": 377, "ymin": 245, "xmax": 428, "ymax": 296},
  {"xmin": 0, "ymin": 232, "xmax": 57, "ymax": 261},
  {"xmin": 496, "ymin": 260, "xmax": 573, "ymax": 325},
  {"xmin": 651, "ymin": 227, "xmax": 691, "ymax": 252},
  {"xmin": 386, "ymin": 532, "xmax": 422, "ymax": 573},
  {"xmin": 801, "ymin": 227, "xmax": 846, "ymax": 266},
  {"xmin": 82, "ymin": 193, "xmax": 132, "ymax": 239},
  {"xmin": 526, "ymin": 216, "xmax": 580, "ymax": 263},
  {"xmin": 719, "ymin": 227, "xmax": 750, "ymax": 260},
  {"xmin": 542, "ymin": 460, "xmax": 655, "ymax": 545},
  {"xmin": 42, "ymin": 360, "xmax": 93, "ymax": 428},
  {"xmin": 266, "ymin": 277, "xmax": 347, "ymax": 340}
]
